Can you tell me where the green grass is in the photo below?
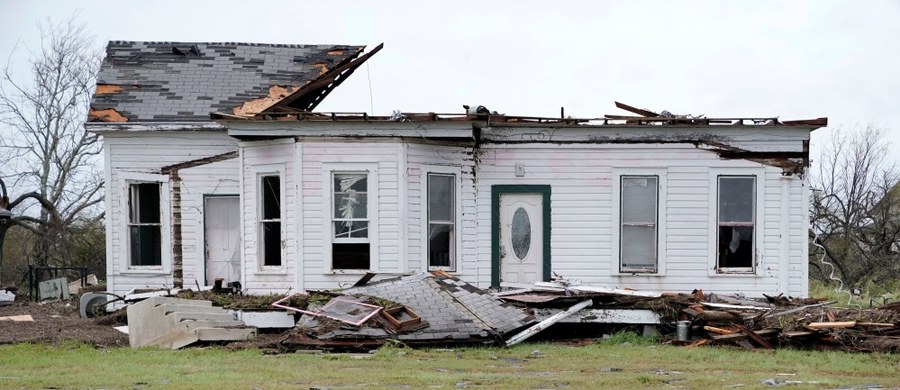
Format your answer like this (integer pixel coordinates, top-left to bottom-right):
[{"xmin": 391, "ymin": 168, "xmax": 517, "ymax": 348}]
[
  {"xmin": 809, "ymin": 280, "xmax": 900, "ymax": 308},
  {"xmin": 1, "ymin": 342, "xmax": 898, "ymax": 389}
]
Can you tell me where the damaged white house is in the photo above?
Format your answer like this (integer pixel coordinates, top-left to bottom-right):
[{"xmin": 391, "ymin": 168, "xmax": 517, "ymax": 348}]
[{"xmin": 86, "ymin": 41, "xmax": 826, "ymax": 299}]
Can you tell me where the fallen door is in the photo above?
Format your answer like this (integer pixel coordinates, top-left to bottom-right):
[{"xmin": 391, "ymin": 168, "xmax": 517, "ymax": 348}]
[{"xmin": 204, "ymin": 195, "xmax": 240, "ymax": 285}]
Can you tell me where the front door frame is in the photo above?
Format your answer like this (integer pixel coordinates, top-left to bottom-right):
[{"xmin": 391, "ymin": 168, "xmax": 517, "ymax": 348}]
[
  {"xmin": 203, "ymin": 194, "xmax": 240, "ymax": 286},
  {"xmin": 491, "ymin": 185, "xmax": 551, "ymax": 287}
]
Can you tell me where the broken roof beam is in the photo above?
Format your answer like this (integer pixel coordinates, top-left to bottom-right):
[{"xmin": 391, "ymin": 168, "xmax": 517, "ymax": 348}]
[
  {"xmin": 614, "ymin": 101, "xmax": 659, "ymax": 117},
  {"xmin": 781, "ymin": 117, "xmax": 828, "ymax": 126},
  {"xmin": 263, "ymin": 43, "xmax": 384, "ymax": 114},
  {"xmin": 505, "ymin": 299, "xmax": 593, "ymax": 347}
]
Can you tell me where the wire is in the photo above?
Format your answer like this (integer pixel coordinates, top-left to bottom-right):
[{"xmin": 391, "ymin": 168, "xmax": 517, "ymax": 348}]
[
  {"xmin": 366, "ymin": 61, "xmax": 374, "ymax": 116},
  {"xmin": 811, "ymin": 231, "xmax": 854, "ymax": 306}
]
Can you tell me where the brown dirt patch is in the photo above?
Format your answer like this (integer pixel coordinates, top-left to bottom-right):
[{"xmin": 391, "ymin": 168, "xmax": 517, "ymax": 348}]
[{"xmin": 0, "ymin": 299, "xmax": 128, "ymax": 348}]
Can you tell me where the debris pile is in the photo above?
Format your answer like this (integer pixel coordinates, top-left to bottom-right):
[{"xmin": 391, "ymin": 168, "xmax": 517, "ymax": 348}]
[
  {"xmin": 492, "ymin": 279, "xmax": 900, "ymax": 352},
  {"xmin": 269, "ymin": 271, "xmax": 534, "ymax": 351}
]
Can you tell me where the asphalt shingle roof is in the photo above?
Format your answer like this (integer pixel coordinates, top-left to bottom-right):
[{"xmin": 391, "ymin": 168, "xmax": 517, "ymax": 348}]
[{"xmin": 89, "ymin": 41, "xmax": 364, "ymax": 122}]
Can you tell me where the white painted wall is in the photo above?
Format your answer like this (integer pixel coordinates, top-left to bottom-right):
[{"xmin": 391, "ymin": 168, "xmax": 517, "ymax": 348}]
[
  {"xmin": 103, "ymin": 131, "xmax": 239, "ymax": 298},
  {"xmin": 475, "ymin": 143, "xmax": 809, "ymax": 296}
]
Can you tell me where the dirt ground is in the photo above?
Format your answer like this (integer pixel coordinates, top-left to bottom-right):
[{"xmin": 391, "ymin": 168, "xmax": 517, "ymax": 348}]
[{"xmin": 0, "ymin": 294, "xmax": 129, "ymax": 348}]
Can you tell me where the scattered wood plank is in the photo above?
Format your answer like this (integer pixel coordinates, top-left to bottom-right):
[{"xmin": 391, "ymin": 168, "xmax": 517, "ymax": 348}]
[
  {"xmin": 808, "ymin": 321, "xmax": 856, "ymax": 329},
  {"xmin": 505, "ymin": 299, "xmax": 592, "ymax": 347},
  {"xmin": 710, "ymin": 328, "xmax": 779, "ymax": 344},
  {"xmin": 737, "ymin": 325, "xmax": 773, "ymax": 349},
  {"xmin": 700, "ymin": 310, "xmax": 743, "ymax": 323},
  {"xmin": 856, "ymin": 322, "xmax": 896, "ymax": 328},
  {"xmin": 534, "ymin": 282, "xmax": 661, "ymax": 298},
  {"xmin": 781, "ymin": 331, "xmax": 817, "ymax": 338},
  {"xmin": 701, "ymin": 302, "xmax": 771, "ymax": 311},
  {"xmin": 704, "ymin": 326, "xmax": 735, "ymax": 335},
  {"xmin": 0, "ymin": 315, "xmax": 33, "ymax": 322}
]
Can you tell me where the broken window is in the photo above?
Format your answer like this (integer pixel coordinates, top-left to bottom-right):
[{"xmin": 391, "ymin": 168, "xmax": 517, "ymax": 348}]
[
  {"xmin": 333, "ymin": 172, "xmax": 370, "ymax": 269},
  {"xmin": 620, "ymin": 176, "xmax": 658, "ymax": 272},
  {"xmin": 260, "ymin": 175, "xmax": 281, "ymax": 267},
  {"xmin": 128, "ymin": 183, "xmax": 162, "ymax": 266},
  {"xmin": 428, "ymin": 173, "xmax": 455, "ymax": 270},
  {"xmin": 717, "ymin": 176, "xmax": 755, "ymax": 271}
]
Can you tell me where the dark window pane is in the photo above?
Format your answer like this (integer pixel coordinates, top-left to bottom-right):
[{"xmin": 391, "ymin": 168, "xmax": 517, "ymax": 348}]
[
  {"xmin": 428, "ymin": 224, "xmax": 452, "ymax": 267},
  {"xmin": 131, "ymin": 183, "xmax": 160, "ymax": 223},
  {"xmin": 262, "ymin": 221, "xmax": 281, "ymax": 266},
  {"xmin": 718, "ymin": 226, "xmax": 754, "ymax": 268},
  {"xmin": 428, "ymin": 174, "xmax": 453, "ymax": 222},
  {"xmin": 130, "ymin": 225, "xmax": 161, "ymax": 266},
  {"xmin": 621, "ymin": 176, "xmax": 657, "ymax": 223},
  {"xmin": 719, "ymin": 177, "xmax": 754, "ymax": 222},
  {"xmin": 333, "ymin": 243, "xmax": 370, "ymax": 269},
  {"xmin": 262, "ymin": 176, "xmax": 280, "ymax": 220},
  {"xmin": 621, "ymin": 225, "xmax": 656, "ymax": 269}
]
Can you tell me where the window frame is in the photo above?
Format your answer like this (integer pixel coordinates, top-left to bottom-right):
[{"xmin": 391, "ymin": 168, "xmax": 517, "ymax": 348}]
[
  {"xmin": 323, "ymin": 163, "xmax": 379, "ymax": 273},
  {"xmin": 426, "ymin": 172, "xmax": 457, "ymax": 271},
  {"xmin": 258, "ymin": 173, "xmax": 283, "ymax": 269},
  {"xmin": 611, "ymin": 168, "xmax": 667, "ymax": 276},
  {"xmin": 120, "ymin": 172, "xmax": 171, "ymax": 274},
  {"xmin": 708, "ymin": 168, "xmax": 765, "ymax": 276}
]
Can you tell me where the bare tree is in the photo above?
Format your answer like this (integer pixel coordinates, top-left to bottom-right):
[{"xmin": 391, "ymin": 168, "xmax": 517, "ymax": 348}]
[
  {"xmin": 0, "ymin": 17, "xmax": 104, "ymax": 276},
  {"xmin": 809, "ymin": 125, "xmax": 900, "ymax": 290}
]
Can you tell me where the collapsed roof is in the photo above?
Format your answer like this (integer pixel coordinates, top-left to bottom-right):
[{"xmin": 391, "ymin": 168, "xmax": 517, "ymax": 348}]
[{"xmin": 88, "ymin": 41, "xmax": 382, "ymax": 122}]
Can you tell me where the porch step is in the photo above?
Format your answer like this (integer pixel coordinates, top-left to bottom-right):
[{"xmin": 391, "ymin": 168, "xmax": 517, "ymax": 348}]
[{"xmin": 127, "ymin": 297, "xmax": 256, "ymax": 349}]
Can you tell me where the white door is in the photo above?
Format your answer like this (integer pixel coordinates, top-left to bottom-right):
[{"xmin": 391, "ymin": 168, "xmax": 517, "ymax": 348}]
[
  {"xmin": 204, "ymin": 196, "xmax": 240, "ymax": 285},
  {"xmin": 499, "ymin": 193, "xmax": 544, "ymax": 284}
]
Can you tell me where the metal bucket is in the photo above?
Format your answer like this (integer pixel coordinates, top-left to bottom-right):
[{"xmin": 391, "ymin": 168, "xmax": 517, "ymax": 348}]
[{"xmin": 676, "ymin": 320, "xmax": 691, "ymax": 341}]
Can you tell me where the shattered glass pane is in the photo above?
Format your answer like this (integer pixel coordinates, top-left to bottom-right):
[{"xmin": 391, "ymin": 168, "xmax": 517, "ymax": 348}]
[
  {"xmin": 334, "ymin": 221, "xmax": 368, "ymax": 238},
  {"xmin": 318, "ymin": 298, "xmax": 381, "ymax": 325},
  {"xmin": 511, "ymin": 207, "xmax": 531, "ymax": 260},
  {"xmin": 334, "ymin": 193, "xmax": 368, "ymax": 219}
]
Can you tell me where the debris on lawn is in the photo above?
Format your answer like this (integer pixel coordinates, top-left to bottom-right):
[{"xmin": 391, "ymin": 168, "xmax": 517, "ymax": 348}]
[
  {"xmin": 0, "ymin": 289, "xmax": 14, "ymax": 306},
  {"xmin": 126, "ymin": 297, "xmax": 256, "ymax": 349},
  {"xmin": 273, "ymin": 271, "xmax": 534, "ymax": 351},
  {"xmin": 0, "ymin": 314, "xmax": 33, "ymax": 322}
]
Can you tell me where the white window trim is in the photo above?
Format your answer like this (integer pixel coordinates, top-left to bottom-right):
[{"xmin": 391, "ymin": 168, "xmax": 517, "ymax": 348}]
[
  {"xmin": 420, "ymin": 165, "xmax": 463, "ymax": 272},
  {"xmin": 323, "ymin": 162, "xmax": 379, "ymax": 273},
  {"xmin": 252, "ymin": 164, "xmax": 286, "ymax": 274},
  {"xmin": 611, "ymin": 168, "xmax": 667, "ymax": 276},
  {"xmin": 120, "ymin": 171, "xmax": 171, "ymax": 274},
  {"xmin": 708, "ymin": 167, "xmax": 765, "ymax": 276}
]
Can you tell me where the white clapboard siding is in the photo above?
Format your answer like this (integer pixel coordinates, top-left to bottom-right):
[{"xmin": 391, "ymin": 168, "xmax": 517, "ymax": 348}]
[
  {"xmin": 240, "ymin": 139, "xmax": 298, "ymax": 295},
  {"xmin": 475, "ymin": 143, "xmax": 807, "ymax": 296},
  {"xmin": 104, "ymin": 131, "xmax": 239, "ymax": 298},
  {"xmin": 406, "ymin": 142, "xmax": 479, "ymax": 280},
  {"xmin": 298, "ymin": 141, "xmax": 402, "ymax": 290}
]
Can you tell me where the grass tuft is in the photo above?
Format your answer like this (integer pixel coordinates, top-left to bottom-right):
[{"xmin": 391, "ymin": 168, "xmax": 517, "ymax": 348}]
[{"xmin": 601, "ymin": 330, "xmax": 658, "ymax": 346}]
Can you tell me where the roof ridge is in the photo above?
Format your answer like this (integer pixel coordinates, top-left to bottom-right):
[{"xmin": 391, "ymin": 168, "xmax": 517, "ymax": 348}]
[{"xmin": 107, "ymin": 40, "xmax": 365, "ymax": 48}]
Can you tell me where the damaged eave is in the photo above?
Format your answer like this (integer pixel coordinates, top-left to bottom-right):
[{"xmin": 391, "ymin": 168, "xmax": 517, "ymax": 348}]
[
  {"xmin": 159, "ymin": 150, "xmax": 239, "ymax": 174},
  {"xmin": 84, "ymin": 122, "xmax": 227, "ymax": 133},
  {"xmin": 215, "ymin": 117, "xmax": 474, "ymax": 139}
]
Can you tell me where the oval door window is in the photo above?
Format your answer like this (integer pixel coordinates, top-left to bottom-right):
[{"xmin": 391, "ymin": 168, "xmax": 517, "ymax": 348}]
[{"xmin": 511, "ymin": 207, "xmax": 532, "ymax": 260}]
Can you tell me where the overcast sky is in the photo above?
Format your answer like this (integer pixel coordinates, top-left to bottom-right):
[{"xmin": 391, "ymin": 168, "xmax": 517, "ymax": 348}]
[{"xmin": 2, "ymin": 0, "xmax": 899, "ymax": 159}]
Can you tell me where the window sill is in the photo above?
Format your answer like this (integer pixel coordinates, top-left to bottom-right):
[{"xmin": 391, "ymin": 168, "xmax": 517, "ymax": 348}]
[
  {"xmin": 121, "ymin": 267, "xmax": 168, "ymax": 275},
  {"xmin": 612, "ymin": 271, "xmax": 664, "ymax": 277},
  {"xmin": 254, "ymin": 268, "xmax": 287, "ymax": 276},
  {"xmin": 710, "ymin": 270, "xmax": 759, "ymax": 277},
  {"xmin": 328, "ymin": 269, "xmax": 375, "ymax": 275}
]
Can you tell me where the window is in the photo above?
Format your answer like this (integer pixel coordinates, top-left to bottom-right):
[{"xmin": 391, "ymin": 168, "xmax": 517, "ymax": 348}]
[
  {"xmin": 332, "ymin": 172, "xmax": 370, "ymax": 269},
  {"xmin": 128, "ymin": 183, "xmax": 162, "ymax": 266},
  {"xmin": 428, "ymin": 173, "xmax": 455, "ymax": 270},
  {"xmin": 260, "ymin": 175, "xmax": 281, "ymax": 267},
  {"xmin": 620, "ymin": 175, "xmax": 658, "ymax": 272},
  {"xmin": 717, "ymin": 176, "xmax": 755, "ymax": 271}
]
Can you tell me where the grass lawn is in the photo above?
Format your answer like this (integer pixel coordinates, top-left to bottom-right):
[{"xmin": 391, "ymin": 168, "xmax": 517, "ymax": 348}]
[{"xmin": 1, "ymin": 341, "xmax": 898, "ymax": 389}]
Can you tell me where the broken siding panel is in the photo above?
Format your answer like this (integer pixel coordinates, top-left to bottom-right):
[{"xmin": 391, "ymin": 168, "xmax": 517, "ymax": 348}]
[
  {"xmin": 476, "ymin": 143, "xmax": 802, "ymax": 296},
  {"xmin": 105, "ymin": 132, "xmax": 239, "ymax": 298},
  {"xmin": 240, "ymin": 140, "xmax": 297, "ymax": 294},
  {"xmin": 299, "ymin": 142, "xmax": 402, "ymax": 290}
]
